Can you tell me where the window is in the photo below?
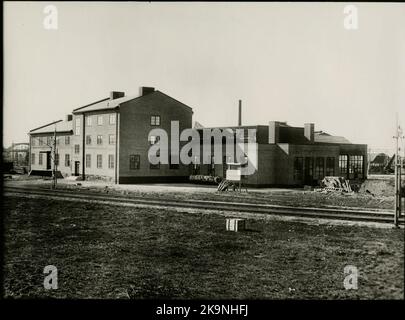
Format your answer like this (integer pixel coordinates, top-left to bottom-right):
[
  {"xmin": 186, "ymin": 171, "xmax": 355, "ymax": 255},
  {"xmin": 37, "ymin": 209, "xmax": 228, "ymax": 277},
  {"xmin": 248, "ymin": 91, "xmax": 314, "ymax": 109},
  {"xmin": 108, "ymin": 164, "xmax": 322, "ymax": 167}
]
[
  {"xmin": 109, "ymin": 114, "xmax": 116, "ymax": 125},
  {"xmin": 314, "ymin": 157, "xmax": 325, "ymax": 179},
  {"xmin": 339, "ymin": 155, "xmax": 348, "ymax": 176},
  {"xmin": 293, "ymin": 157, "xmax": 304, "ymax": 181},
  {"xmin": 86, "ymin": 154, "xmax": 91, "ymax": 168},
  {"xmin": 148, "ymin": 135, "xmax": 159, "ymax": 145},
  {"xmin": 151, "ymin": 115, "xmax": 160, "ymax": 126},
  {"xmin": 31, "ymin": 138, "xmax": 36, "ymax": 146},
  {"xmin": 47, "ymin": 136, "xmax": 52, "ymax": 145},
  {"xmin": 169, "ymin": 154, "xmax": 179, "ymax": 169},
  {"xmin": 56, "ymin": 138, "xmax": 60, "ymax": 145},
  {"xmin": 39, "ymin": 137, "xmax": 43, "ymax": 146},
  {"xmin": 86, "ymin": 135, "xmax": 92, "ymax": 145},
  {"xmin": 326, "ymin": 157, "xmax": 335, "ymax": 176},
  {"xmin": 349, "ymin": 155, "xmax": 364, "ymax": 178},
  {"xmin": 97, "ymin": 135, "xmax": 103, "ymax": 145},
  {"xmin": 86, "ymin": 116, "xmax": 92, "ymax": 126},
  {"xmin": 65, "ymin": 154, "xmax": 70, "ymax": 167},
  {"xmin": 129, "ymin": 155, "xmax": 140, "ymax": 170},
  {"xmin": 97, "ymin": 155, "xmax": 102, "ymax": 168},
  {"xmin": 74, "ymin": 144, "xmax": 80, "ymax": 154},
  {"xmin": 55, "ymin": 153, "xmax": 59, "ymax": 166},
  {"xmin": 305, "ymin": 157, "xmax": 314, "ymax": 178},
  {"xmin": 31, "ymin": 153, "xmax": 35, "ymax": 164},
  {"xmin": 97, "ymin": 115, "xmax": 103, "ymax": 126},
  {"xmin": 108, "ymin": 155, "xmax": 114, "ymax": 169},
  {"xmin": 39, "ymin": 153, "xmax": 43, "ymax": 165},
  {"xmin": 109, "ymin": 134, "xmax": 116, "ymax": 145},
  {"xmin": 75, "ymin": 118, "xmax": 81, "ymax": 135},
  {"xmin": 65, "ymin": 136, "xmax": 70, "ymax": 145}
]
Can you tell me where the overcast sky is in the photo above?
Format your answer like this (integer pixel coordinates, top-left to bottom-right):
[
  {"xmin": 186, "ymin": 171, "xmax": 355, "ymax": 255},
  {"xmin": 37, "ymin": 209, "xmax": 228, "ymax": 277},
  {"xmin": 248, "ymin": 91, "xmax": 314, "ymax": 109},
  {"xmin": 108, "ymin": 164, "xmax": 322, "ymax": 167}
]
[{"xmin": 4, "ymin": 2, "xmax": 405, "ymax": 152}]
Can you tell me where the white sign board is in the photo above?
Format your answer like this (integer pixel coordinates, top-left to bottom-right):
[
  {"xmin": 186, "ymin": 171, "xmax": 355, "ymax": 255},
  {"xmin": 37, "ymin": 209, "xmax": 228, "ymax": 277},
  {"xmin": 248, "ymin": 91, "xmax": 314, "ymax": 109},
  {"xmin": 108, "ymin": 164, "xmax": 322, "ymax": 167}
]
[{"xmin": 226, "ymin": 169, "xmax": 241, "ymax": 181}]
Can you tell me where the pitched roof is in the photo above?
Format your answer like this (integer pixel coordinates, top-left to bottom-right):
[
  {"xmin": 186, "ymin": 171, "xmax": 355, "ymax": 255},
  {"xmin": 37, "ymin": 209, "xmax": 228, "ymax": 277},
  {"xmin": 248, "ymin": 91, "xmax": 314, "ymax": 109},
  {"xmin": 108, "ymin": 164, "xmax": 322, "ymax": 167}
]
[
  {"xmin": 72, "ymin": 90, "xmax": 193, "ymax": 114},
  {"xmin": 29, "ymin": 119, "xmax": 73, "ymax": 134},
  {"xmin": 72, "ymin": 96, "xmax": 134, "ymax": 114},
  {"xmin": 314, "ymin": 132, "xmax": 351, "ymax": 144}
]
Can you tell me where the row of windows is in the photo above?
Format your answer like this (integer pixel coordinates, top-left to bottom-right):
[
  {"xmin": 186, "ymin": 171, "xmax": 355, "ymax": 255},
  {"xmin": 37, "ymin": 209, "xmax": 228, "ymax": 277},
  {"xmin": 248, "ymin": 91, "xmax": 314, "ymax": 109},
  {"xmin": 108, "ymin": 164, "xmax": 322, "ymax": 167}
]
[
  {"xmin": 74, "ymin": 115, "xmax": 160, "ymax": 136},
  {"xmin": 31, "ymin": 153, "xmax": 69, "ymax": 167},
  {"xmin": 85, "ymin": 154, "xmax": 115, "ymax": 169},
  {"xmin": 31, "ymin": 152, "xmax": 115, "ymax": 169},
  {"xmin": 293, "ymin": 157, "xmax": 336, "ymax": 181},
  {"xmin": 75, "ymin": 115, "xmax": 116, "ymax": 136},
  {"xmin": 86, "ymin": 134, "xmax": 115, "ymax": 145},
  {"xmin": 292, "ymin": 155, "xmax": 364, "ymax": 181},
  {"xmin": 128, "ymin": 154, "xmax": 179, "ymax": 170},
  {"xmin": 31, "ymin": 136, "xmax": 71, "ymax": 146}
]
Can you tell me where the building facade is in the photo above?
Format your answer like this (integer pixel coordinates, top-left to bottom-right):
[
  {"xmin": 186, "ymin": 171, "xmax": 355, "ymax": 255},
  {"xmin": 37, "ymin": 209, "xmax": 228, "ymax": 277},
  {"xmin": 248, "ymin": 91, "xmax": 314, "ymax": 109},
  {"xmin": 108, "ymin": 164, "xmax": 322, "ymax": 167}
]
[
  {"xmin": 28, "ymin": 87, "xmax": 367, "ymax": 187},
  {"xmin": 28, "ymin": 87, "xmax": 193, "ymax": 183},
  {"xmin": 192, "ymin": 122, "xmax": 367, "ymax": 187}
]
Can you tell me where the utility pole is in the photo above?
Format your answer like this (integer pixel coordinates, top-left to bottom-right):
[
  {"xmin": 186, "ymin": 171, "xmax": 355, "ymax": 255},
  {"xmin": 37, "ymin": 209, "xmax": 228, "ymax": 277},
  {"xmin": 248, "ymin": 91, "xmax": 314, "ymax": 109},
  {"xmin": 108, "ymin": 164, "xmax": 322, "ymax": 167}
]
[
  {"xmin": 393, "ymin": 114, "xmax": 403, "ymax": 227},
  {"xmin": 51, "ymin": 123, "xmax": 57, "ymax": 190}
]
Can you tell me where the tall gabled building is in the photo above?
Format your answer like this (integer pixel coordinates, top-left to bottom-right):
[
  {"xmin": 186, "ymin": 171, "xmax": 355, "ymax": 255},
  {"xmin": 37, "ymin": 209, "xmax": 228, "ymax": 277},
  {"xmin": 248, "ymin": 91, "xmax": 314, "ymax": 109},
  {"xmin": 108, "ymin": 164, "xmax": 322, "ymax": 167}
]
[{"xmin": 28, "ymin": 87, "xmax": 193, "ymax": 183}]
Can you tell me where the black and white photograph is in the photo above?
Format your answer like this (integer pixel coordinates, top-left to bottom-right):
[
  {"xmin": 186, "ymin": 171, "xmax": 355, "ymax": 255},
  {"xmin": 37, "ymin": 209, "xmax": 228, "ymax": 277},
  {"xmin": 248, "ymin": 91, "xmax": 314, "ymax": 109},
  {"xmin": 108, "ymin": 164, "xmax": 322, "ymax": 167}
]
[{"xmin": 2, "ymin": 0, "xmax": 404, "ymax": 308}]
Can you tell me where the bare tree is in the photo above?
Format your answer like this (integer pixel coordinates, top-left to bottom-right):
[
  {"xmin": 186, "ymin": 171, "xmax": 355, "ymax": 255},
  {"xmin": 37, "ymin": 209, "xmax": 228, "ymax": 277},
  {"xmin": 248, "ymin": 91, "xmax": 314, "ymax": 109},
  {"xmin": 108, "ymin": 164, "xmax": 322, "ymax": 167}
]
[{"xmin": 44, "ymin": 123, "xmax": 58, "ymax": 189}]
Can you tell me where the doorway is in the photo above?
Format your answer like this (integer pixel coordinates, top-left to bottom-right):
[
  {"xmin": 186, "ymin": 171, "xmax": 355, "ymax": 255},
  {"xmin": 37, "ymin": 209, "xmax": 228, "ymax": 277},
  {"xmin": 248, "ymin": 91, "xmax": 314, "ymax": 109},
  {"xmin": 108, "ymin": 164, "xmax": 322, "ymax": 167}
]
[{"xmin": 74, "ymin": 161, "xmax": 80, "ymax": 176}]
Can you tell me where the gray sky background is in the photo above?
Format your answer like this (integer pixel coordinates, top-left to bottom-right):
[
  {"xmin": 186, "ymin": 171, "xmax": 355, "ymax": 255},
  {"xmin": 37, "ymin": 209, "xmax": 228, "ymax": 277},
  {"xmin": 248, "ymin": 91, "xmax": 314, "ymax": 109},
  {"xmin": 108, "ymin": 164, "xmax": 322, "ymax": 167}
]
[{"xmin": 4, "ymin": 2, "xmax": 405, "ymax": 152}]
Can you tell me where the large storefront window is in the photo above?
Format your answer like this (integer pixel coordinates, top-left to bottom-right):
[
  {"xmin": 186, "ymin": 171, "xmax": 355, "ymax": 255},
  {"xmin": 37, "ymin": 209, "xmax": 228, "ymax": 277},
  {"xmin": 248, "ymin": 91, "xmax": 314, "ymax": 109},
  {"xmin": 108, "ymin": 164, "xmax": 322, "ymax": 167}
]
[
  {"xmin": 326, "ymin": 157, "xmax": 335, "ymax": 176},
  {"xmin": 314, "ymin": 157, "xmax": 324, "ymax": 180},
  {"xmin": 339, "ymin": 155, "xmax": 348, "ymax": 177},
  {"xmin": 349, "ymin": 155, "xmax": 364, "ymax": 178},
  {"xmin": 293, "ymin": 157, "xmax": 304, "ymax": 181}
]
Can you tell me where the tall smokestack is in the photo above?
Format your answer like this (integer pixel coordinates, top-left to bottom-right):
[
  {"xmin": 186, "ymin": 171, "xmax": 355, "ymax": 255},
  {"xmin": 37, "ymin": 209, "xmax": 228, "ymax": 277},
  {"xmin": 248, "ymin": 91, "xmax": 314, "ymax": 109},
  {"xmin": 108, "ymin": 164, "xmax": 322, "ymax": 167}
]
[{"xmin": 238, "ymin": 100, "xmax": 242, "ymax": 126}]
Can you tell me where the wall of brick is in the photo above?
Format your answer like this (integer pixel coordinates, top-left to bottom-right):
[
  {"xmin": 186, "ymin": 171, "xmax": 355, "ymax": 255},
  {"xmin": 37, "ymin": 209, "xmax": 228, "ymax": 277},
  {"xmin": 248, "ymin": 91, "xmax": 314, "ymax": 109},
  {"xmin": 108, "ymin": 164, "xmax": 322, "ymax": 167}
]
[{"xmin": 118, "ymin": 91, "xmax": 193, "ymax": 183}]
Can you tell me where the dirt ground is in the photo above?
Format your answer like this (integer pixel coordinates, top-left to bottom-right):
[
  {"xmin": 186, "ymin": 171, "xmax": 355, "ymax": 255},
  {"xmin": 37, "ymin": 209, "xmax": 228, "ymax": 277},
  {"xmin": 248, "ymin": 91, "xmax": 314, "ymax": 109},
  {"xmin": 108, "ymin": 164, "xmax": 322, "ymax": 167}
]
[
  {"xmin": 3, "ymin": 195, "xmax": 404, "ymax": 299},
  {"xmin": 4, "ymin": 174, "xmax": 401, "ymax": 211}
]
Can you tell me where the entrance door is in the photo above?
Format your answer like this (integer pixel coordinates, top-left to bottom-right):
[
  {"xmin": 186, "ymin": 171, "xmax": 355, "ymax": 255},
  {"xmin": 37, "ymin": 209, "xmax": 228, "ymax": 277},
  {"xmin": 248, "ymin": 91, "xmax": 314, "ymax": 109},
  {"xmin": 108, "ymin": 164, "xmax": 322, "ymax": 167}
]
[
  {"xmin": 74, "ymin": 161, "xmax": 80, "ymax": 176},
  {"xmin": 46, "ymin": 152, "xmax": 51, "ymax": 170}
]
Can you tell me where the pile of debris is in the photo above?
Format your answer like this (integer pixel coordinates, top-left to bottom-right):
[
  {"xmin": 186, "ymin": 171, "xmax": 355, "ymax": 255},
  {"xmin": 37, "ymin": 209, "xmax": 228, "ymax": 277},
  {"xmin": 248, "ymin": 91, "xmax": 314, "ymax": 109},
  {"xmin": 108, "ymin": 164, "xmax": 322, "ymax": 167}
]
[{"xmin": 315, "ymin": 176, "xmax": 353, "ymax": 194}]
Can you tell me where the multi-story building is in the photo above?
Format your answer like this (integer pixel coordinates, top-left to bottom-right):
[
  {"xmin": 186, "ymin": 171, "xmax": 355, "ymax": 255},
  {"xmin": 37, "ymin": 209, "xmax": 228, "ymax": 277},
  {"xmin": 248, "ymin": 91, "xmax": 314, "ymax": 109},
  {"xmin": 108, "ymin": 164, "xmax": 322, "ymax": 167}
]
[
  {"xmin": 28, "ymin": 86, "xmax": 367, "ymax": 187},
  {"xmin": 29, "ymin": 87, "xmax": 193, "ymax": 183}
]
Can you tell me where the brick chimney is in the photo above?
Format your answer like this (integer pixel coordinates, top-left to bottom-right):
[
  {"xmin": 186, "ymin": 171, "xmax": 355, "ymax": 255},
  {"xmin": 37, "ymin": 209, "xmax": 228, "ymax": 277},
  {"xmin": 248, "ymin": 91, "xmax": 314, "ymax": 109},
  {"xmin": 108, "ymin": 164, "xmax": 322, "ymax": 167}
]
[
  {"xmin": 269, "ymin": 121, "xmax": 281, "ymax": 144},
  {"xmin": 110, "ymin": 91, "xmax": 125, "ymax": 100},
  {"xmin": 304, "ymin": 123, "xmax": 315, "ymax": 143},
  {"xmin": 140, "ymin": 87, "xmax": 155, "ymax": 96}
]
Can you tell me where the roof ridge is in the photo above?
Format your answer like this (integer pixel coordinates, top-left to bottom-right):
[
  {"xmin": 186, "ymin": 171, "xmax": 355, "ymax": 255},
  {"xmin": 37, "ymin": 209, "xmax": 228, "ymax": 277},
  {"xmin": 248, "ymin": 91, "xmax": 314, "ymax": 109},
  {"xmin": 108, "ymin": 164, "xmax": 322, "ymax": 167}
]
[
  {"xmin": 29, "ymin": 119, "xmax": 63, "ymax": 133},
  {"xmin": 73, "ymin": 97, "xmax": 110, "ymax": 112}
]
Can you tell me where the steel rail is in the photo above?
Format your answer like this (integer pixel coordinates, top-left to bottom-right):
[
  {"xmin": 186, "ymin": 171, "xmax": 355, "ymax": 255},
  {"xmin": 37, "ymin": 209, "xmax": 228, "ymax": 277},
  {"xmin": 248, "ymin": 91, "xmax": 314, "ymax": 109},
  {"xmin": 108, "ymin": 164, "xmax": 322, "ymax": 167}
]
[{"xmin": 4, "ymin": 185, "xmax": 404, "ymax": 224}]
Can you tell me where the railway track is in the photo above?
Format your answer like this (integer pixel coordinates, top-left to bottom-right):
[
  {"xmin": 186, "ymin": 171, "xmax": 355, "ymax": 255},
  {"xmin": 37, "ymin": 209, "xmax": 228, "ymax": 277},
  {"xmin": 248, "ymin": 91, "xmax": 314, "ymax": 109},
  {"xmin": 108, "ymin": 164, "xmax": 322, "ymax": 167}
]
[{"xmin": 4, "ymin": 185, "xmax": 404, "ymax": 225}]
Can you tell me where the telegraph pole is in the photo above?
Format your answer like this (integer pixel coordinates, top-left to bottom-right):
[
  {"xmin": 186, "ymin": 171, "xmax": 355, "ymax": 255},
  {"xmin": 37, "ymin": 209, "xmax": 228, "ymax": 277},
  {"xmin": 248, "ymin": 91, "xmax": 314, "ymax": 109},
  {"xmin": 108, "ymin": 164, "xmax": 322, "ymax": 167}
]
[
  {"xmin": 52, "ymin": 123, "xmax": 57, "ymax": 190},
  {"xmin": 393, "ymin": 114, "xmax": 403, "ymax": 227}
]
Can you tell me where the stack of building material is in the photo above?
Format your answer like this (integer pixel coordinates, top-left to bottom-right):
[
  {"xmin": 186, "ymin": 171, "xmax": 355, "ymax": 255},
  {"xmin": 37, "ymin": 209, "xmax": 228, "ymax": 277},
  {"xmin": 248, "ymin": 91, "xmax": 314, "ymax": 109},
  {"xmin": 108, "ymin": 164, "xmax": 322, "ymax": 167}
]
[
  {"xmin": 217, "ymin": 180, "xmax": 235, "ymax": 191},
  {"xmin": 319, "ymin": 176, "xmax": 353, "ymax": 193},
  {"xmin": 189, "ymin": 175, "xmax": 222, "ymax": 184}
]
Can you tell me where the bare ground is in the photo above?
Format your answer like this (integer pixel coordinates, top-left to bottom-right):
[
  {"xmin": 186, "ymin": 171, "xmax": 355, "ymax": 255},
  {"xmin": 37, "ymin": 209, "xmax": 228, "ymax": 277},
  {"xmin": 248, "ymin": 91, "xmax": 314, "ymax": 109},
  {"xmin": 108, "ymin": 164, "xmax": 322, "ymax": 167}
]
[{"xmin": 3, "ymin": 195, "xmax": 404, "ymax": 299}]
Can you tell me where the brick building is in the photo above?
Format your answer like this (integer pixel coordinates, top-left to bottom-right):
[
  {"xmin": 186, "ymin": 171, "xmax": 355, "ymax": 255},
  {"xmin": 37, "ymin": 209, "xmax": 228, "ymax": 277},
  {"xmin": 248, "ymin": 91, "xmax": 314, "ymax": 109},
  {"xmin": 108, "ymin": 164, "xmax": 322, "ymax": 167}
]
[
  {"xmin": 29, "ymin": 87, "xmax": 193, "ymax": 183},
  {"xmin": 28, "ymin": 87, "xmax": 367, "ymax": 187},
  {"xmin": 193, "ymin": 122, "xmax": 367, "ymax": 187}
]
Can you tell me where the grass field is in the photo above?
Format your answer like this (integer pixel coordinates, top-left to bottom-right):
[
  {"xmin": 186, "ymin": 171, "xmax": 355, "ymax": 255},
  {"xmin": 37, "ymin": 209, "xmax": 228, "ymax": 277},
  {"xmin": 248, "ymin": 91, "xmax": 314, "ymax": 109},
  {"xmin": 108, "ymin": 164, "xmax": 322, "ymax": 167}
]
[{"xmin": 3, "ymin": 195, "xmax": 404, "ymax": 299}]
